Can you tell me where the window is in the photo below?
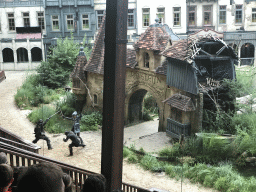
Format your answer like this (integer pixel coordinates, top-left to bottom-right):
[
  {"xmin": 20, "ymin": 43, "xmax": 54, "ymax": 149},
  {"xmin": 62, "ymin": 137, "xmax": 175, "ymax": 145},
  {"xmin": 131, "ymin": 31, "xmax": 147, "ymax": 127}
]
[
  {"xmin": 188, "ymin": 6, "xmax": 196, "ymax": 26},
  {"xmin": 23, "ymin": 12, "xmax": 30, "ymax": 27},
  {"xmin": 203, "ymin": 5, "xmax": 212, "ymax": 25},
  {"xmin": 94, "ymin": 94, "xmax": 98, "ymax": 104},
  {"xmin": 82, "ymin": 14, "xmax": 89, "ymax": 30},
  {"xmin": 173, "ymin": 7, "xmax": 181, "ymax": 26},
  {"xmin": 219, "ymin": 5, "xmax": 226, "ymax": 24},
  {"xmin": 8, "ymin": 13, "xmax": 15, "ymax": 31},
  {"xmin": 128, "ymin": 9, "xmax": 135, "ymax": 28},
  {"xmin": 142, "ymin": 8, "xmax": 150, "ymax": 27},
  {"xmin": 157, "ymin": 7, "xmax": 165, "ymax": 23},
  {"xmin": 66, "ymin": 15, "xmax": 74, "ymax": 30},
  {"xmin": 73, "ymin": 80, "xmax": 80, "ymax": 88},
  {"xmin": 52, "ymin": 15, "xmax": 59, "ymax": 31},
  {"xmin": 37, "ymin": 12, "xmax": 45, "ymax": 30},
  {"xmin": 144, "ymin": 53, "xmax": 149, "ymax": 68},
  {"xmin": 97, "ymin": 10, "xmax": 104, "ymax": 28},
  {"xmin": 235, "ymin": 4, "xmax": 243, "ymax": 23},
  {"xmin": 252, "ymin": 8, "xmax": 256, "ymax": 23}
]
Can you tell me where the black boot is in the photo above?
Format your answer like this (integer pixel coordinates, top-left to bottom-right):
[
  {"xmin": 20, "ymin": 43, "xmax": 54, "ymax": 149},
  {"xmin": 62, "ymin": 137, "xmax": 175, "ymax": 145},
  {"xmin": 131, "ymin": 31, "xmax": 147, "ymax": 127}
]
[
  {"xmin": 69, "ymin": 147, "xmax": 73, "ymax": 156},
  {"xmin": 47, "ymin": 141, "xmax": 53, "ymax": 150}
]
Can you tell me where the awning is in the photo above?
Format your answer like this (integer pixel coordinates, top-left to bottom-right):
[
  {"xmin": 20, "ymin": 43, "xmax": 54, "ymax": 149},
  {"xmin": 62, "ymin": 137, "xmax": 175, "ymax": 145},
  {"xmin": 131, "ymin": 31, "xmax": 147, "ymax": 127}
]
[{"xmin": 162, "ymin": 93, "xmax": 196, "ymax": 111}]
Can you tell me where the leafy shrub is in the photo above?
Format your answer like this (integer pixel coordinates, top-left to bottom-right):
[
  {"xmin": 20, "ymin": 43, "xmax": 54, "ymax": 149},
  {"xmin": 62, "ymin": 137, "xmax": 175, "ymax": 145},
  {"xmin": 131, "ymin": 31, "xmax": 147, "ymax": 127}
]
[
  {"xmin": 128, "ymin": 153, "xmax": 138, "ymax": 164},
  {"xmin": 28, "ymin": 106, "xmax": 73, "ymax": 133},
  {"xmin": 123, "ymin": 147, "xmax": 131, "ymax": 158},
  {"xmin": 139, "ymin": 147, "xmax": 146, "ymax": 155},
  {"xmin": 140, "ymin": 155, "xmax": 161, "ymax": 171},
  {"xmin": 80, "ymin": 111, "xmax": 102, "ymax": 131},
  {"xmin": 37, "ymin": 34, "xmax": 80, "ymax": 89},
  {"xmin": 214, "ymin": 177, "xmax": 230, "ymax": 192},
  {"xmin": 143, "ymin": 92, "xmax": 158, "ymax": 114},
  {"xmin": 142, "ymin": 109, "xmax": 153, "ymax": 121},
  {"xmin": 56, "ymin": 92, "xmax": 77, "ymax": 116}
]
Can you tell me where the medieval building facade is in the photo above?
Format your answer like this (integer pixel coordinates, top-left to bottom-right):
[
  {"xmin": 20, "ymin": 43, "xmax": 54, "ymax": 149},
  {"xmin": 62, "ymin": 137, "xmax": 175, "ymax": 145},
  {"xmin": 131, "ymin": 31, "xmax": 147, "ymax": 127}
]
[{"xmin": 71, "ymin": 16, "xmax": 237, "ymax": 138}]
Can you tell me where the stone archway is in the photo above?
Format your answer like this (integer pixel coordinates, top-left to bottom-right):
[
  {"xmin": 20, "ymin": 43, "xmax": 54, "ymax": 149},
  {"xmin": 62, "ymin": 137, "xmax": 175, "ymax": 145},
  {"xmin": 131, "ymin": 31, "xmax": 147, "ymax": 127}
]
[{"xmin": 125, "ymin": 82, "xmax": 165, "ymax": 132}]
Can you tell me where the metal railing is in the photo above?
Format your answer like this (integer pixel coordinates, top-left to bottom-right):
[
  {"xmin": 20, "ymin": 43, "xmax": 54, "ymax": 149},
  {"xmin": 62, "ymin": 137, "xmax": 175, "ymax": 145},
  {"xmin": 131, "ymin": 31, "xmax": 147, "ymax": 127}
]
[
  {"xmin": 240, "ymin": 57, "xmax": 254, "ymax": 66},
  {"xmin": 166, "ymin": 118, "xmax": 191, "ymax": 139},
  {"xmin": 0, "ymin": 126, "xmax": 40, "ymax": 153},
  {"xmin": 0, "ymin": 141, "xmax": 150, "ymax": 192}
]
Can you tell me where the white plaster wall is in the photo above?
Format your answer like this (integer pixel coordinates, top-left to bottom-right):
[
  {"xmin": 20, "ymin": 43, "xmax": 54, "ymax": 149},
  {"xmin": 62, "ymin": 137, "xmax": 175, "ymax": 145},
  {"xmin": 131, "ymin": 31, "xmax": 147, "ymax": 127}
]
[
  {"xmin": 217, "ymin": 0, "xmax": 256, "ymax": 32},
  {"xmin": 0, "ymin": 7, "xmax": 44, "ymax": 39},
  {"xmin": 94, "ymin": 0, "xmax": 137, "ymax": 42},
  {"xmin": 244, "ymin": 1, "xmax": 256, "ymax": 31},
  {"xmin": 137, "ymin": 1, "xmax": 187, "ymax": 35},
  {"xmin": 187, "ymin": 1, "xmax": 218, "ymax": 30}
]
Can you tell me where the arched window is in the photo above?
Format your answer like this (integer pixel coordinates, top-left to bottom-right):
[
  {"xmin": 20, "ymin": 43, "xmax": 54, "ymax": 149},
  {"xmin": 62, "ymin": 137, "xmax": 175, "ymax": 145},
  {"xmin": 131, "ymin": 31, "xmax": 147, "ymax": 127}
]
[
  {"xmin": 31, "ymin": 47, "xmax": 42, "ymax": 61},
  {"xmin": 2, "ymin": 48, "xmax": 14, "ymax": 62},
  {"xmin": 17, "ymin": 48, "xmax": 28, "ymax": 62},
  {"xmin": 94, "ymin": 94, "xmax": 98, "ymax": 104},
  {"xmin": 240, "ymin": 43, "xmax": 255, "ymax": 66},
  {"xmin": 144, "ymin": 52, "xmax": 149, "ymax": 68}
]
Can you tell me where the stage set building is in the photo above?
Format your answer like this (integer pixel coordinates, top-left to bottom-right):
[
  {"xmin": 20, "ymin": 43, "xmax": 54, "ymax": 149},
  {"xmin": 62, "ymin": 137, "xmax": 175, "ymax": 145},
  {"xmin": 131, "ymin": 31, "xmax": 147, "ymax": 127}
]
[{"xmin": 70, "ymin": 17, "xmax": 237, "ymax": 138}]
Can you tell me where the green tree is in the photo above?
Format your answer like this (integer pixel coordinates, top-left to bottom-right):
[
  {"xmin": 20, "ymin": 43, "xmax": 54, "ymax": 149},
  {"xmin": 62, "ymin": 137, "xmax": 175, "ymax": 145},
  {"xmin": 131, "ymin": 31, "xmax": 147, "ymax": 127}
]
[{"xmin": 37, "ymin": 33, "xmax": 80, "ymax": 89}]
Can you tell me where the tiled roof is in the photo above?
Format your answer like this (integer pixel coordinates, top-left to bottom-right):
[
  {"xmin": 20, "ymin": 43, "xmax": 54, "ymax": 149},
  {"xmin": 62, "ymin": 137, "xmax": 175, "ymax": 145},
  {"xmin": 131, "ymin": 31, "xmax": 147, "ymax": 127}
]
[
  {"xmin": 84, "ymin": 15, "xmax": 106, "ymax": 74},
  {"xmin": 134, "ymin": 23, "xmax": 170, "ymax": 53},
  {"xmin": 162, "ymin": 94, "xmax": 196, "ymax": 111},
  {"xmin": 70, "ymin": 55, "xmax": 87, "ymax": 81},
  {"xmin": 161, "ymin": 39, "xmax": 192, "ymax": 61},
  {"xmin": 155, "ymin": 59, "xmax": 168, "ymax": 75},
  {"xmin": 126, "ymin": 49, "xmax": 137, "ymax": 68},
  {"xmin": 83, "ymin": 15, "xmax": 137, "ymax": 74}
]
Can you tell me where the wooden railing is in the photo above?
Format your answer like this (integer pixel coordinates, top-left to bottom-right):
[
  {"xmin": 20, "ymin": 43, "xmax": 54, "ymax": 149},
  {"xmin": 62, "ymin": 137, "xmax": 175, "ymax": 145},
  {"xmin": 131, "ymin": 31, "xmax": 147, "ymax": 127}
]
[
  {"xmin": 166, "ymin": 118, "xmax": 191, "ymax": 139},
  {"xmin": 0, "ymin": 126, "xmax": 40, "ymax": 153},
  {"xmin": 0, "ymin": 141, "xmax": 150, "ymax": 192}
]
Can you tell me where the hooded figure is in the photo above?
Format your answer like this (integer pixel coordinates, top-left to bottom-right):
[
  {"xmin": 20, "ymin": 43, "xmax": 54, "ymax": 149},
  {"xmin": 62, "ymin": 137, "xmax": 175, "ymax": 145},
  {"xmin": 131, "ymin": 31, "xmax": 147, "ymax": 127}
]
[
  {"xmin": 63, "ymin": 131, "xmax": 85, "ymax": 156},
  {"xmin": 32, "ymin": 118, "xmax": 53, "ymax": 150}
]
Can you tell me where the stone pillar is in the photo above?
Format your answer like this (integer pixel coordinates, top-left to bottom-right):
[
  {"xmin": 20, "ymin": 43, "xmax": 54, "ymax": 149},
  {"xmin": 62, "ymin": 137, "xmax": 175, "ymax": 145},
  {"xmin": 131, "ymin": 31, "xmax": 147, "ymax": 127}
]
[
  {"xmin": 254, "ymin": 46, "xmax": 256, "ymax": 67},
  {"xmin": 12, "ymin": 38, "xmax": 17, "ymax": 70},
  {"xmin": 42, "ymin": 38, "xmax": 45, "ymax": 61},
  {"xmin": 27, "ymin": 38, "xmax": 32, "ymax": 69},
  {"xmin": 0, "ymin": 40, "xmax": 3, "ymax": 70},
  {"xmin": 238, "ymin": 46, "xmax": 241, "ymax": 67}
]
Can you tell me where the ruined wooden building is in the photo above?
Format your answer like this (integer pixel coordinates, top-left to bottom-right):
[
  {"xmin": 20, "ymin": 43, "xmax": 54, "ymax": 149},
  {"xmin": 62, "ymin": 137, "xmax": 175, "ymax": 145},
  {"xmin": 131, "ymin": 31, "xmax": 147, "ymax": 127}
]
[{"xmin": 70, "ymin": 18, "xmax": 238, "ymax": 138}]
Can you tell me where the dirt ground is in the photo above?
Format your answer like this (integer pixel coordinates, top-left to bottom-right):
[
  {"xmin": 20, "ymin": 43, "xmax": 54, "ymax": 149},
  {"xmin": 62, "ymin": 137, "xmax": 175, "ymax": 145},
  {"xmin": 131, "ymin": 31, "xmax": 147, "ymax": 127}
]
[{"xmin": 0, "ymin": 71, "xmax": 218, "ymax": 192}]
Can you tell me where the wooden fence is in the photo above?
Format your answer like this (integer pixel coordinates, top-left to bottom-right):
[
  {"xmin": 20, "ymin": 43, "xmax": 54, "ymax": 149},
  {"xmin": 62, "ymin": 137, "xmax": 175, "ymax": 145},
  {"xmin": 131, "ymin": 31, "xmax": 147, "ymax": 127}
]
[{"xmin": 0, "ymin": 141, "xmax": 151, "ymax": 192}]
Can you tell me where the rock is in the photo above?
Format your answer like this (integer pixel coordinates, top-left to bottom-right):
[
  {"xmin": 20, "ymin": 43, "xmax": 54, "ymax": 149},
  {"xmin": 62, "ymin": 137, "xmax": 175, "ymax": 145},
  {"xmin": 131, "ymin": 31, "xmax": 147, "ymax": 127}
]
[{"xmin": 246, "ymin": 157, "xmax": 256, "ymax": 163}]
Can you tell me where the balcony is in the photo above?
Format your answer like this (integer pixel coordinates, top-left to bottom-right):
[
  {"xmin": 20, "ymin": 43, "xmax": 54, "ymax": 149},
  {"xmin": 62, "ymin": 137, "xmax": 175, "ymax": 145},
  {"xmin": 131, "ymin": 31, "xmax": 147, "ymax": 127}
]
[
  {"xmin": 187, "ymin": 26, "xmax": 215, "ymax": 33},
  {"xmin": 166, "ymin": 118, "xmax": 191, "ymax": 139},
  {"xmin": 0, "ymin": 0, "xmax": 43, "ymax": 7}
]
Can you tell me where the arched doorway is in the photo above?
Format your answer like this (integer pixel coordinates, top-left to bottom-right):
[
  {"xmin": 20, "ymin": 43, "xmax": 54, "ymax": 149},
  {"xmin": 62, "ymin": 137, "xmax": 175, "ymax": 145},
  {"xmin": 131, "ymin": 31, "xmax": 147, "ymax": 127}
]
[
  {"xmin": 240, "ymin": 43, "xmax": 255, "ymax": 66},
  {"xmin": 2, "ymin": 48, "xmax": 14, "ymax": 62},
  {"xmin": 17, "ymin": 47, "xmax": 28, "ymax": 62},
  {"xmin": 128, "ymin": 89, "xmax": 147, "ymax": 122},
  {"xmin": 126, "ymin": 86, "xmax": 162, "ymax": 128},
  {"xmin": 31, "ymin": 47, "xmax": 42, "ymax": 61}
]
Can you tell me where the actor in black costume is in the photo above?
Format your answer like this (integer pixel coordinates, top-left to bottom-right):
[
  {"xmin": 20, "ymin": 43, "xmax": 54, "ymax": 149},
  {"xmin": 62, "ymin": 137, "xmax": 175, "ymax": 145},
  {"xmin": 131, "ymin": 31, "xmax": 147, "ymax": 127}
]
[
  {"xmin": 63, "ymin": 131, "xmax": 85, "ymax": 156},
  {"xmin": 62, "ymin": 111, "xmax": 84, "ymax": 144},
  {"xmin": 32, "ymin": 118, "xmax": 53, "ymax": 150}
]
